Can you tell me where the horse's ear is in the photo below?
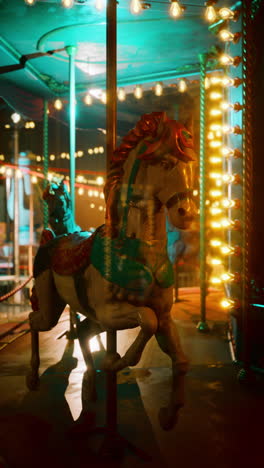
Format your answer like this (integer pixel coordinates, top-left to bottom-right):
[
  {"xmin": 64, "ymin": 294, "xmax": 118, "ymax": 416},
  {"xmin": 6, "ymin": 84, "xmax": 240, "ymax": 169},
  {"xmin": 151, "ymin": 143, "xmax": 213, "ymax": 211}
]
[{"xmin": 183, "ymin": 116, "xmax": 194, "ymax": 135}]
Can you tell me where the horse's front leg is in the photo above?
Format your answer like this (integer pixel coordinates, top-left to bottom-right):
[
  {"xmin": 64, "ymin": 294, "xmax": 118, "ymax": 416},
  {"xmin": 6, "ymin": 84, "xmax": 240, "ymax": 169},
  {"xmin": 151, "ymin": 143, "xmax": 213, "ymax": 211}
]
[
  {"xmin": 155, "ymin": 308, "xmax": 189, "ymax": 430},
  {"xmin": 26, "ymin": 330, "xmax": 40, "ymax": 390}
]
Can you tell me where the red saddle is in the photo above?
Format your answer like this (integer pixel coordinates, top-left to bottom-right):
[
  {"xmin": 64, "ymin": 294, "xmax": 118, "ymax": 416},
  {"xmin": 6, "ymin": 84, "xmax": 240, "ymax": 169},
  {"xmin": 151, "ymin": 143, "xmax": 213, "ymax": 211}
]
[{"xmin": 51, "ymin": 231, "xmax": 95, "ymax": 275}]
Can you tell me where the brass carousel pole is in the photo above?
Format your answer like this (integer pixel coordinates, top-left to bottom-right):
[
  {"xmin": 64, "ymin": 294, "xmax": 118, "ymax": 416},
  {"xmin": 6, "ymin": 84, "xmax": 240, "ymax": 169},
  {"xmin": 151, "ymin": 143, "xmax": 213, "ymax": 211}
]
[{"xmin": 106, "ymin": 0, "xmax": 118, "ymax": 437}]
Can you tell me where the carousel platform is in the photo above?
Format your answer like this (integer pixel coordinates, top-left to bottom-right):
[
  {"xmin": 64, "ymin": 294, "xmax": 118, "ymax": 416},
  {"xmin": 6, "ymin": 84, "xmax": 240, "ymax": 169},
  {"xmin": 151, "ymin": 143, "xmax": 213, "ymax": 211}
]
[{"xmin": 0, "ymin": 288, "xmax": 263, "ymax": 468}]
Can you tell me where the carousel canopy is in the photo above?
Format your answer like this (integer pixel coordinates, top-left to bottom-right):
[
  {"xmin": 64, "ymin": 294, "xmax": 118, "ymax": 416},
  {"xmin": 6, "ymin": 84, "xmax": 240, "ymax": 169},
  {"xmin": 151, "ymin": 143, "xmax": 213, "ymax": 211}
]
[{"xmin": 0, "ymin": 0, "xmax": 235, "ymax": 133}]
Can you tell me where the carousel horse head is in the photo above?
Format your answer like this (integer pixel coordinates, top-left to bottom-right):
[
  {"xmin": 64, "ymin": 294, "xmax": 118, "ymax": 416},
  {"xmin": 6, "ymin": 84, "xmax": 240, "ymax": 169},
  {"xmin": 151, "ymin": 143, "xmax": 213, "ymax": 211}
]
[
  {"xmin": 104, "ymin": 111, "xmax": 197, "ymax": 238},
  {"xmin": 42, "ymin": 179, "xmax": 79, "ymax": 235}
]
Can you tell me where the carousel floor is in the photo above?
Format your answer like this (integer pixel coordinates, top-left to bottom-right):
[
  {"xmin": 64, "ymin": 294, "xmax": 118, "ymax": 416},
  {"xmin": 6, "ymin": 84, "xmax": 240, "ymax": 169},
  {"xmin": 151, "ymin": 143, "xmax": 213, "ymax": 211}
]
[{"xmin": 0, "ymin": 288, "xmax": 263, "ymax": 468}]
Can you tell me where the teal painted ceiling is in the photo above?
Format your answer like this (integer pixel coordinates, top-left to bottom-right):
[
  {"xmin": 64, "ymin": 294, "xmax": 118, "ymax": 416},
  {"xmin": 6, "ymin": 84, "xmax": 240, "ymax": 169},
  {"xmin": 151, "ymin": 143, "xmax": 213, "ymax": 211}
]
[{"xmin": 0, "ymin": 0, "xmax": 235, "ymax": 131}]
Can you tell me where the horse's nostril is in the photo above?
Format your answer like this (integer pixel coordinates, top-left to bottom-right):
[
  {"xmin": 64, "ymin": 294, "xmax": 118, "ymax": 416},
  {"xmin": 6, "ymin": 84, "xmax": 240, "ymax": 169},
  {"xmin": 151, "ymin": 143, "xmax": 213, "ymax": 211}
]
[{"xmin": 178, "ymin": 207, "xmax": 186, "ymax": 216}]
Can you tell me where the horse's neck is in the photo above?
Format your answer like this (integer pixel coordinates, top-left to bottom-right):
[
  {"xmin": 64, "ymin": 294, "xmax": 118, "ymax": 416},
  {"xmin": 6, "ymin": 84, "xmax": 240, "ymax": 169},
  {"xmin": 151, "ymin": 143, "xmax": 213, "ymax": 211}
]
[{"xmin": 118, "ymin": 149, "xmax": 167, "ymax": 244}]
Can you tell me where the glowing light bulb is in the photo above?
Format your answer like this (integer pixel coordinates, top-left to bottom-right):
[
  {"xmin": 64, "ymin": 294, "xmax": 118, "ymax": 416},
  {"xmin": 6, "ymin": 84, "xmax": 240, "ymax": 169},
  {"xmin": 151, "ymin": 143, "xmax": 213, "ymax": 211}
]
[
  {"xmin": 88, "ymin": 190, "xmax": 93, "ymax": 197},
  {"xmin": 220, "ymin": 245, "xmax": 234, "ymax": 255},
  {"xmin": 99, "ymin": 206, "xmax": 104, "ymax": 211},
  {"xmin": 221, "ymin": 101, "xmax": 243, "ymax": 112},
  {"xmin": 78, "ymin": 188, "xmax": 84, "ymax": 195},
  {"xmin": 223, "ymin": 125, "xmax": 242, "ymax": 135},
  {"xmin": 205, "ymin": 77, "xmax": 210, "ymax": 89},
  {"xmin": 99, "ymin": 146, "xmax": 104, "ymax": 153},
  {"xmin": 118, "ymin": 88, "xmax": 126, "ymax": 101},
  {"xmin": 25, "ymin": 0, "xmax": 36, "ymax": 5},
  {"xmin": 54, "ymin": 99, "xmax": 63, "ymax": 110},
  {"xmin": 209, "ymin": 140, "xmax": 221, "ymax": 148},
  {"xmin": 94, "ymin": 190, "xmax": 99, "ymax": 197},
  {"xmin": 209, "ymin": 172, "xmax": 222, "ymax": 180},
  {"xmin": 100, "ymin": 192, "xmax": 104, "ymax": 199},
  {"xmin": 219, "ymin": 54, "xmax": 242, "ymax": 67},
  {"xmin": 204, "ymin": 4, "xmax": 217, "ymax": 23},
  {"xmin": 11, "ymin": 113, "xmax": 21, "ymax": 124},
  {"xmin": 209, "ymin": 91, "xmax": 222, "ymax": 100},
  {"xmin": 50, "ymin": 154, "xmax": 55, "ymax": 161},
  {"xmin": 211, "ymin": 221, "xmax": 222, "ymax": 229},
  {"xmin": 219, "ymin": 8, "xmax": 239, "ymax": 21},
  {"xmin": 211, "ymin": 258, "xmax": 222, "ymax": 265},
  {"xmin": 210, "ymin": 239, "xmax": 222, "ymax": 247},
  {"xmin": 84, "ymin": 94, "xmax": 93, "ymax": 106},
  {"xmin": 210, "ymin": 76, "xmax": 222, "ymax": 85},
  {"xmin": 169, "ymin": 1, "xmax": 183, "ymax": 19},
  {"xmin": 209, "ymin": 190, "xmax": 222, "ymax": 198},
  {"xmin": 96, "ymin": 176, "xmax": 104, "ymax": 185},
  {"xmin": 209, "ymin": 156, "xmax": 222, "ymax": 164},
  {"xmin": 31, "ymin": 175, "xmax": 38, "ymax": 184},
  {"xmin": 210, "ymin": 277, "xmax": 222, "ymax": 285},
  {"xmin": 210, "ymin": 207, "xmax": 222, "ymax": 216},
  {"xmin": 94, "ymin": 147, "xmax": 99, "ymax": 154},
  {"xmin": 95, "ymin": 0, "xmax": 105, "ymax": 11},
  {"xmin": 210, "ymin": 124, "xmax": 222, "ymax": 131},
  {"xmin": 154, "ymin": 82, "xmax": 163, "ymax": 96},
  {"xmin": 178, "ymin": 79, "xmax": 187, "ymax": 93},
  {"xmin": 90, "ymin": 203, "xmax": 95, "ymax": 209},
  {"xmin": 218, "ymin": 29, "xmax": 241, "ymax": 43},
  {"xmin": 62, "ymin": 0, "xmax": 74, "ymax": 8},
  {"xmin": 210, "ymin": 109, "xmax": 222, "ymax": 117},
  {"xmin": 130, "ymin": 0, "xmax": 142, "ymax": 14},
  {"xmin": 134, "ymin": 85, "xmax": 143, "ymax": 99},
  {"xmin": 221, "ymin": 298, "xmax": 235, "ymax": 309}
]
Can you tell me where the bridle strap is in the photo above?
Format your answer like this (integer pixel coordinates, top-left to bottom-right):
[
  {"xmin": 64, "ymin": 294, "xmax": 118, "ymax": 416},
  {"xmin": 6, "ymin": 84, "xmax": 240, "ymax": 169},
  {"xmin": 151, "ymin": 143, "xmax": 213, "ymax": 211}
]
[{"xmin": 166, "ymin": 190, "xmax": 193, "ymax": 209}]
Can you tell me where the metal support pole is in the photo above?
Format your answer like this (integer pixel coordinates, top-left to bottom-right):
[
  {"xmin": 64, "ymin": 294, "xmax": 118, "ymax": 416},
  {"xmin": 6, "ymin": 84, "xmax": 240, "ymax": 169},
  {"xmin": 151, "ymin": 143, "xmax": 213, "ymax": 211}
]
[
  {"xmin": 43, "ymin": 100, "xmax": 49, "ymax": 229},
  {"xmin": 197, "ymin": 53, "xmax": 209, "ymax": 332},
  {"xmin": 13, "ymin": 127, "xmax": 20, "ymax": 285},
  {"xmin": 106, "ymin": 0, "xmax": 117, "ymax": 433},
  {"xmin": 66, "ymin": 45, "xmax": 77, "ymax": 221}
]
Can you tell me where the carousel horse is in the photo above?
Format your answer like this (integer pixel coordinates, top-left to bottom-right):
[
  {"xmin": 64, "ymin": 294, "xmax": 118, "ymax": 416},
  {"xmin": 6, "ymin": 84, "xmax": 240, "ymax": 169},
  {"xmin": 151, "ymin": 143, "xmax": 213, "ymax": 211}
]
[{"xmin": 27, "ymin": 111, "xmax": 197, "ymax": 430}]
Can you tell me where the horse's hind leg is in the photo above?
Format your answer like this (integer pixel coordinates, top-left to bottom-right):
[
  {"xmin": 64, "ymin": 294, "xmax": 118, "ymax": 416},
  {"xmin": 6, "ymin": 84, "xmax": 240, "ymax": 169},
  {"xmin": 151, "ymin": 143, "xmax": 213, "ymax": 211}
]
[{"xmin": 155, "ymin": 312, "xmax": 189, "ymax": 430}]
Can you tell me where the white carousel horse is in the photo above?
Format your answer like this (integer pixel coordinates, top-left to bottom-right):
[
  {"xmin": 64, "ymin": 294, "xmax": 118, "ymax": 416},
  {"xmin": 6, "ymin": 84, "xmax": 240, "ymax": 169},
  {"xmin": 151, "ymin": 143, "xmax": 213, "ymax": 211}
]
[{"xmin": 27, "ymin": 111, "xmax": 197, "ymax": 430}]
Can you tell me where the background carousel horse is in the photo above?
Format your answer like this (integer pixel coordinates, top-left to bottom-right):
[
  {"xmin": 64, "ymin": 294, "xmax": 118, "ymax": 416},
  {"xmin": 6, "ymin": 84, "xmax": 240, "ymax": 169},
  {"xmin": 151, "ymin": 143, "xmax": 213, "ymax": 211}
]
[{"xmin": 28, "ymin": 111, "xmax": 197, "ymax": 430}]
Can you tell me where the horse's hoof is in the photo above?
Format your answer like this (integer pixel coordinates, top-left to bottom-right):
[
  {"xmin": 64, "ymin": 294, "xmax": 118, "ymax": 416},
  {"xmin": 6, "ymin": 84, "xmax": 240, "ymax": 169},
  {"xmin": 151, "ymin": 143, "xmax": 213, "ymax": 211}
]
[
  {"xmin": 26, "ymin": 372, "xmax": 39, "ymax": 391},
  {"xmin": 158, "ymin": 405, "xmax": 182, "ymax": 431},
  {"xmin": 101, "ymin": 352, "xmax": 121, "ymax": 371}
]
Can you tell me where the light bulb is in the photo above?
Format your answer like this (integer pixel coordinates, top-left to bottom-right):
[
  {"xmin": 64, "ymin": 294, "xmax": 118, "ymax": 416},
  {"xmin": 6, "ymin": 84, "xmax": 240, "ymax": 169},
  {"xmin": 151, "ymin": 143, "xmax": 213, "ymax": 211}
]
[
  {"xmin": 178, "ymin": 79, "xmax": 187, "ymax": 92},
  {"xmin": 95, "ymin": 0, "xmax": 105, "ymax": 11},
  {"xmin": 96, "ymin": 176, "xmax": 104, "ymax": 185},
  {"xmin": 209, "ymin": 172, "xmax": 222, "ymax": 180},
  {"xmin": 25, "ymin": 0, "xmax": 36, "ymax": 5},
  {"xmin": 209, "ymin": 91, "xmax": 222, "ymax": 100},
  {"xmin": 209, "ymin": 140, "xmax": 221, "ymax": 148},
  {"xmin": 210, "ymin": 239, "xmax": 222, "ymax": 247},
  {"xmin": 209, "ymin": 157, "xmax": 221, "ymax": 165},
  {"xmin": 204, "ymin": 4, "xmax": 217, "ymax": 23},
  {"xmin": 210, "ymin": 277, "xmax": 222, "ymax": 285},
  {"xmin": 218, "ymin": 8, "xmax": 239, "ymax": 21},
  {"xmin": 210, "ymin": 207, "xmax": 222, "ymax": 215},
  {"xmin": 169, "ymin": 1, "xmax": 183, "ymax": 19},
  {"xmin": 11, "ymin": 113, "xmax": 21, "ymax": 124},
  {"xmin": 154, "ymin": 82, "xmax": 163, "ymax": 96},
  {"xmin": 209, "ymin": 190, "xmax": 222, "ymax": 198},
  {"xmin": 134, "ymin": 85, "xmax": 143, "ymax": 99},
  {"xmin": 220, "ymin": 245, "xmax": 234, "ymax": 255},
  {"xmin": 54, "ymin": 99, "xmax": 63, "ymax": 110},
  {"xmin": 209, "ymin": 109, "xmax": 222, "ymax": 117},
  {"xmin": 118, "ymin": 88, "xmax": 126, "ymax": 101},
  {"xmin": 84, "ymin": 93, "xmax": 93, "ymax": 105},
  {"xmin": 130, "ymin": 0, "xmax": 142, "ymax": 14},
  {"xmin": 210, "ymin": 76, "xmax": 222, "ymax": 85},
  {"xmin": 221, "ymin": 298, "xmax": 235, "ymax": 309},
  {"xmin": 219, "ymin": 54, "xmax": 242, "ymax": 67},
  {"xmin": 31, "ymin": 175, "xmax": 38, "ymax": 184},
  {"xmin": 210, "ymin": 258, "xmax": 222, "ymax": 266},
  {"xmin": 218, "ymin": 29, "xmax": 241, "ymax": 43},
  {"xmin": 62, "ymin": 0, "xmax": 74, "ymax": 8}
]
